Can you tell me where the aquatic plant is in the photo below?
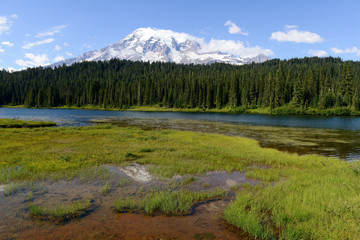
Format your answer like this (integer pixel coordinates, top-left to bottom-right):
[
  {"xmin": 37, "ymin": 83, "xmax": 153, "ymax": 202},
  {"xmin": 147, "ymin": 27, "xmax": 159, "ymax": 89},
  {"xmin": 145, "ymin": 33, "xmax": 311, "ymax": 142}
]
[
  {"xmin": 29, "ymin": 199, "xmax": 91, "ymax": 222},
  {"xmin": 27, "ymin": 191, "xmax": 33, "ymax": 202},
  {"xmin": 115, "ymin": 197, "xmax": 135, "ymax": 212},
  {"xmin": 101, "ymin": 181, "xmax": 110, "ymax": 196}
]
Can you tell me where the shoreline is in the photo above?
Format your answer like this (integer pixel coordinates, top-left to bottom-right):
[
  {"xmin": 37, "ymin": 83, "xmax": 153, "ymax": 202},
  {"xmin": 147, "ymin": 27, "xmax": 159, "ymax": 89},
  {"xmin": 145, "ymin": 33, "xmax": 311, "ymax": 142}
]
[{"xmin": 2, "ymin": 104, "xmax": 360, "ymax": 117}]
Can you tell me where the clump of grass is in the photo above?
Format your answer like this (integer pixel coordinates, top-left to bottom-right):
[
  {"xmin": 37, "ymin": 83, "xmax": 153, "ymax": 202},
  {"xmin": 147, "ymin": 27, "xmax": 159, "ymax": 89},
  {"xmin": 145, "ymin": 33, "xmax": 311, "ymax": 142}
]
[
  {"xmin": 124, "ymin": 152, "xmax": 137, "ymax": 159},
  {"xmin": 114, "ymin": 189, "xmax": 226, "ymax": 215},
  {"xmin": 224, "ymin": 192, "xmax": 274, "ymax": 239},
  {"xmin": 59, "ymin": 155, "xmax": 71, "ymax": 162},
  {"xmin": 245, "ymin": 168, "xmax": 280, "ymax": 182},
  {"xmin": 29, "ymin": 199, "xmax": 91, "ymax": 222},
  {"xmin": 101, "ymin": 181, "xmax": 110, "ymax": 195},
  {"xmin": 181, "ymin": 176, "xmax": 196, "ymax": 186},
  {"xmin": 3, "ymin": 182, "xmax": 28, "ymax": 196},
  {"xmin": 27, "ymin": 191, "xmax": 33, "ymax": 202},
  {"xmin": 138, "ymin": 189, "xmax": 226, "ymax": 215},
  {"xmin": 171, "ymin": 176, "xmax": 196, "ymax": 188},
  {"xmin": 194, "ymin": 233, "xmax": 216, "ymax": 240},
  {"xmin": 349, "ymin": 161, "xmax": 360, "ymax": 175},
  {"xmin": 115, "ymin": 197, "xmax": 135, "ymax": 212},
  {"xmin": 138, "ymin": 147, "xmax": 154, "ymax": 153}
]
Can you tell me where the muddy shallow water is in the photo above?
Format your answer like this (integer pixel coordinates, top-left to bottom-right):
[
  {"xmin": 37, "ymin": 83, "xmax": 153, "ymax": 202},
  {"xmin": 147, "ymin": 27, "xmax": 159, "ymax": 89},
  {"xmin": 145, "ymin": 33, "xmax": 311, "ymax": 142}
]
[{"xmin": 0, "ymin": 164, "xmax": 259, "ymax": 240}]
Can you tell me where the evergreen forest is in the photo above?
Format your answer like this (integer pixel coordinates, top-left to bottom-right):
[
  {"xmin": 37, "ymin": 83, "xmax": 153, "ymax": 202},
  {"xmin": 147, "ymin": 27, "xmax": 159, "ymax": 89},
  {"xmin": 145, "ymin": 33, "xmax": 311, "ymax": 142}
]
[{"xmin": 1, "ymin": 57, "xmax": 360, "ymax": 115}]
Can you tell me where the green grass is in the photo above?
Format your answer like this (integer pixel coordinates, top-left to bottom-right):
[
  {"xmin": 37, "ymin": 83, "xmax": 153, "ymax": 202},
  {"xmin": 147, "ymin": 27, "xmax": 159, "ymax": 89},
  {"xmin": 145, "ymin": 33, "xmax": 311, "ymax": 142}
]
[
  {"xmin": 1, "ymin": 124, "xmax": 360, "ymax": 238},
  {"xmin": 194, "ymin": 233, "xmax": 216, "ymax": 240},
  {"xmin": 115, "ymin": 197, "xmax": 135, "ymax": 212},
  {"xmin": 3, "ymin": 182, "xmax": 28, "ymax": 196},
  {"xmin": 101, "ymin": 181, "xmax": 110, "ymax": 195},
  {"xmin": 0, "ymin": 118, "xmax": 56, "ymax": 128},
  {"xmin": 115, "ymin": 189, "xmax": 226, "ymax": 215},
  {"xmin": 138, "ymin": 147, "xmax": 155, "ymax": 153},
  {"xmin": 226, "ymin": 164, "xmax": 360, "ymax": 239},
  {"xmin": 27, "ymin": 191, "xmax": 33, "ymax": 201},
  {"xmin": 29, "ymin": 199, "xmax": 91, "ymax": 222},
  {"xmin": 245, "ymin": 168, "xmax": 280, "ymax": 182}
]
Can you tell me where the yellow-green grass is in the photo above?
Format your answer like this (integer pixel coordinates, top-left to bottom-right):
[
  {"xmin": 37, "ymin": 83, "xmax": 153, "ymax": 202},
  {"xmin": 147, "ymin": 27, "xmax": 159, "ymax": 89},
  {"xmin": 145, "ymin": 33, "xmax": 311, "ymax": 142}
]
[
  {"xmin": 0, "ymin": 124, "xmax": 360, "ymax": 239},
  {"xmin": 115, "ymin": 188, "xmax": 226, "ymax": 215},
  {"xmin": 29, "ymin": 199, "xmax": 91, "ymax": 222},
  {"xmin": 0, "ymin": 118, "xmax": 56, "ymax": 128}
]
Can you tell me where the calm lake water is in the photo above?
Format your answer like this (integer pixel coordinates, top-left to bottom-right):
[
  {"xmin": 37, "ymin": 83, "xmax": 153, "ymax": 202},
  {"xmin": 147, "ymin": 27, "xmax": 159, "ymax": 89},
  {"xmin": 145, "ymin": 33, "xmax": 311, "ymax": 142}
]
[{"xmin": 1, "ymin": 107, "xmax": 360, "ymax": 160}]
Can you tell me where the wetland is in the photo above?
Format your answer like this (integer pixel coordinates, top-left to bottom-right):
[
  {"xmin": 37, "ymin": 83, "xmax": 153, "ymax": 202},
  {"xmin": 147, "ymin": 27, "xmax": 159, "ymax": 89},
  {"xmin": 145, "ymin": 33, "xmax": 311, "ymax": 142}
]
[{"xmin": 1, "ymin": 108, "xmax": 360, "ymax": 239}]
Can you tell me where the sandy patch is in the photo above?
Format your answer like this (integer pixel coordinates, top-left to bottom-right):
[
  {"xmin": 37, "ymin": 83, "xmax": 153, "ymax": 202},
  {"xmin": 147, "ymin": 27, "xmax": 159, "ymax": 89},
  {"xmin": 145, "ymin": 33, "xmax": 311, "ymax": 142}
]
[{"xmin": 121, "ymin": 164, "xmax": 152, "ymax": 183}]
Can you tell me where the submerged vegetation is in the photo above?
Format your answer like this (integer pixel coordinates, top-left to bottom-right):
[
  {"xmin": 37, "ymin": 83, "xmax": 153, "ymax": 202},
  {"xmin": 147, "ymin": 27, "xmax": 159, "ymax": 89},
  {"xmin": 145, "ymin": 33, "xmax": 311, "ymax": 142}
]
[
  {"xmin": 1, "ymin": 57, "xmax": 360, "ymax": 116},
  {"xmin": 0, "ymin": 124, "xmax": 360, "ymax": 239}
]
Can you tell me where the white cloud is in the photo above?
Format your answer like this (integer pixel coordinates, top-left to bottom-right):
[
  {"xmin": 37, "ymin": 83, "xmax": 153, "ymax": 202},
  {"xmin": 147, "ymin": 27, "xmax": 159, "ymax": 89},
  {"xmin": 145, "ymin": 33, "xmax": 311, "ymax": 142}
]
[
  {"xmin": 22, "ymin": 38, "xmax": 54, "ymax": 49},
  {"xmin": 224, "ymin": 20, "xmax": 248, "ymax": 36},
  {"xmin": 1, "ymin": 41, "xmax": 14, "ymax": 47},
  {"xmin": 0, "ymin": 46, "xmax": 4, "ymax": 53},
  {"xmin": 308, "ymin": 49, "xmax": 328, "ymax": 57},
  {"xmin": 53, "ymin": 55, "xmax": 65, "ymax": 62},
  {"xmin": 54, "ymin": 45, "xmax": 61, "ymax": 51},
  {"xmin": 331, "ymin": 46, "xmax": 360, "ymax": 56},
  {"xmin": 270, "ymin": 26, "xmax": 323, "ymax": 43},
  {"xmin": 15, "ymin": 53, "xmax": 50, "ymax": 67},
  {"xmin": 65, "ymin": 51, "xmax": 73, "ymax": 56},
  {"xmin": 200, "ymin": 39, "xmax": 273, "ymax": 58},
  {"xmin": 81, "ymin": 43, "xmax": 92, "ymax": 50},
  {"xmin": 285, "ymin": 25, "xmax": 298, "ymax": 29},
  {"xmin": 36, "ymin": 25, "xmax": 67, "ymax": 37},
  {"xmin": 0, "ymin": 15, "xmax": 17, "ymax": 36},
  {"xmin": 63, "ymin": 42, "xmax": 70, "ymax": 47}
]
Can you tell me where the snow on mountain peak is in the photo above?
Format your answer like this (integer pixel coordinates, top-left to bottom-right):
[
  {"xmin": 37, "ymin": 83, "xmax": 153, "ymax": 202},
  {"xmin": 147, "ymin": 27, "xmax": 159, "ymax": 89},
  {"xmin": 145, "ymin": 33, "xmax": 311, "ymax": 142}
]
[{"xmin": 52, "ymin": 28, "xmax": 271, "ymax": 67}]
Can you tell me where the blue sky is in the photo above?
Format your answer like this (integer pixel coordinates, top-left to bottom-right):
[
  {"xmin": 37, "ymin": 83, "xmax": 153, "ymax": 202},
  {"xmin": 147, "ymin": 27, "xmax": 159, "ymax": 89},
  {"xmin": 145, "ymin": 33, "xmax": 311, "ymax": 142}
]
[{"xmin": 0, "ymin": 0, "xmax": 359, "ymax": 70}]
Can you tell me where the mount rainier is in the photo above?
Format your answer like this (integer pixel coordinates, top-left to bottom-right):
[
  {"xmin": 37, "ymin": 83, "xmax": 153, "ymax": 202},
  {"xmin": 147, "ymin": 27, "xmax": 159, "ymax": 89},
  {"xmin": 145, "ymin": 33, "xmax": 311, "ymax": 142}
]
[{"xmin": 52, "ymin": 28, "xmax": 270, "ymax": 67}]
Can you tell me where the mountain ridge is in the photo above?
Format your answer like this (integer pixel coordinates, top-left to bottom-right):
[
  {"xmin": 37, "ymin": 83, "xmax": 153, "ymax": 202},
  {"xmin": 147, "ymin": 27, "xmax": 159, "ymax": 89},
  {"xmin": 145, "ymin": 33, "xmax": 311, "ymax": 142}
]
[{"xmin": 52, "ymin": 27, "xmax": 271, "ymax": 67}]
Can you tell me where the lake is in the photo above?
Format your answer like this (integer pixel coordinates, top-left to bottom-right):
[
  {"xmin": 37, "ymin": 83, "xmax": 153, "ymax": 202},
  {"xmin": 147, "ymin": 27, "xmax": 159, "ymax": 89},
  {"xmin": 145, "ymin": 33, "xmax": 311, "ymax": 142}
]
[{"xmin": 1, "ymin": 107, "xmax": 360, "ymax": 160}]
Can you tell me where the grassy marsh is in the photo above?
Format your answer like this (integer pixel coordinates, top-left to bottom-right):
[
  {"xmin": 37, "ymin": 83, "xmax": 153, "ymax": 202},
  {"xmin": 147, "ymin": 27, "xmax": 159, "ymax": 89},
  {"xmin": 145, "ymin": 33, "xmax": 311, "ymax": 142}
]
[
  {"xmin": 1, "ymin": 123, "xmax": 360, "ymax": 239},
  {"xmin": 0, "ymin": 118, "xmax": 56, "ymax": 128}
]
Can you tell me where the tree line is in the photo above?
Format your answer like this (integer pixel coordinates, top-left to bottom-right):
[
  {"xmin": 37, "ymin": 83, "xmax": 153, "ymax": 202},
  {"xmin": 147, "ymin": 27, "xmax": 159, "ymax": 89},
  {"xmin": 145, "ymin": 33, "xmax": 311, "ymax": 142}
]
[{"xmin": 0, "ymin": 57, "xmax": 359, "ymax": 113}]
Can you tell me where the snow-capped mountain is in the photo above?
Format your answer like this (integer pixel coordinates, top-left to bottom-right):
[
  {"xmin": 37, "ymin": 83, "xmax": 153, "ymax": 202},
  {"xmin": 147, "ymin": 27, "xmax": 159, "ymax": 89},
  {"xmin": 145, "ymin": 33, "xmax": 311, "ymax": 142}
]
[{"xmin": 52, "ymin": 28, "xmax": 270, "ymax": 67}]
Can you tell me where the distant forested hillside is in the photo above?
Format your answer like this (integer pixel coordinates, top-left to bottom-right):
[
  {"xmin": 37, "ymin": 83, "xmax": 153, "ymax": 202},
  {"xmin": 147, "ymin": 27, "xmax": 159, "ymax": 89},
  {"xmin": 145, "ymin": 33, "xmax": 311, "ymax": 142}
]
[{"xmin": 1, "ymin": 57, "xmax": 360, "ymax": 115}]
